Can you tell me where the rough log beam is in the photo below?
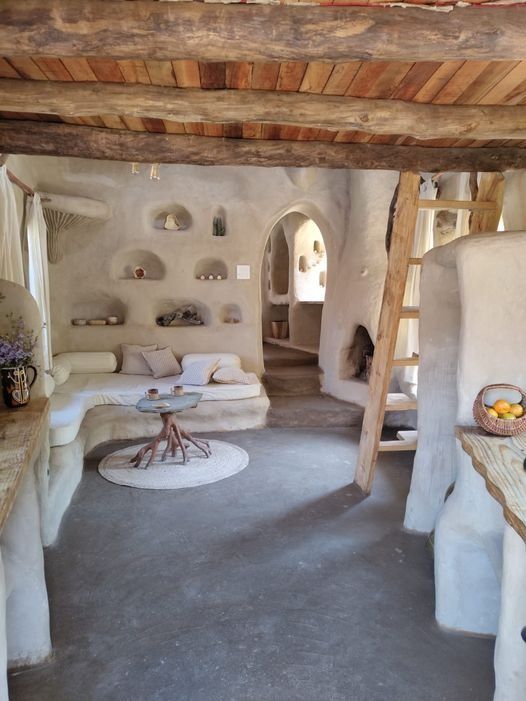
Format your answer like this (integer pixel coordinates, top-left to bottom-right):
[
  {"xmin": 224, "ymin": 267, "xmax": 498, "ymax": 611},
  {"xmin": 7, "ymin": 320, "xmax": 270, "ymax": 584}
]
[
  {"xmin": 3, "ymin": 79, "xmax": 526, "ymax": 142},
  {"xmin": 0, "ymin": 1, "xmax": 525, "ymax": 62},
  {"xmin": 1, "ymin": 121, "xmax": 525, "ymax": 172}
]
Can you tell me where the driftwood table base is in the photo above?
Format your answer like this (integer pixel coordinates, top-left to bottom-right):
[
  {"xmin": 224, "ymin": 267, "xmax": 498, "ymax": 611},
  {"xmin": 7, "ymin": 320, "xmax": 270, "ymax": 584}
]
[{"xmin": 131, "ymin": 412, "xmax": 211, "ymax": 469}]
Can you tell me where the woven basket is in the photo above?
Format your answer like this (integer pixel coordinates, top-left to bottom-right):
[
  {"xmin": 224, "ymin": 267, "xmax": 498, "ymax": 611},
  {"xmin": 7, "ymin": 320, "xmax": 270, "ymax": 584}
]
[{"xmin": 473, "ymin": 383, "xmax": 526, "ymax": 436}]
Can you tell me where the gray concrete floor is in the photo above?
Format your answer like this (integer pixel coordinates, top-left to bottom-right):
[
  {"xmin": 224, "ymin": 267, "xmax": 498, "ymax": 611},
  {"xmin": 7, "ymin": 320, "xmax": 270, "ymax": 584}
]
[{"xmin": 10, "ymin": 428, "xmax": 494, "ymax": 701}]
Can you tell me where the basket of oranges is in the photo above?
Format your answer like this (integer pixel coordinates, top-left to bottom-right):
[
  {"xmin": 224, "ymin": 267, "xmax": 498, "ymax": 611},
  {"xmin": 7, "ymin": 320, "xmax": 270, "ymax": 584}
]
[{"xmin": 473, "ymin": 383, "xmax": 526, "ymax": 436}]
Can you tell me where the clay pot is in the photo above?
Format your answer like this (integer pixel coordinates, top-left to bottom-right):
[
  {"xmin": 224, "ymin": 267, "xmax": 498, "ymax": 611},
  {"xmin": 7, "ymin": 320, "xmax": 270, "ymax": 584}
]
[{"xmin": 1, "ymin": 365, "xmax": 37, "ymax": 408}]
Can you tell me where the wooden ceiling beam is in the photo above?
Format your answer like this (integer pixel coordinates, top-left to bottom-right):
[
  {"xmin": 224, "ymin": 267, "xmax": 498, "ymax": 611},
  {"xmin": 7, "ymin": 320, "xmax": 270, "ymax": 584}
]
[
  {"xmin": 3, "ymin": 79, "xmax": 526, "ymax": 141},
  {"xmin": 0, "ymin": 1, "xmax": 525, "ymax": 62},
  {"xmin": 1, "ymin": 120, "xmax": 526, "ymax": 172}
]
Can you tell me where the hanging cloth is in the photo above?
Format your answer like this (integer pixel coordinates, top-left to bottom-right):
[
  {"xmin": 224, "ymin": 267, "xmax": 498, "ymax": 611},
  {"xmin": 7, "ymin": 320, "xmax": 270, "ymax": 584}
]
[
  {"xmin": 27, "ymin": 193, "xmax": 53, "ymax": 371},
  {"xmin": 0, "ymin": 165, "xmax": 24, "ymax": 286}
]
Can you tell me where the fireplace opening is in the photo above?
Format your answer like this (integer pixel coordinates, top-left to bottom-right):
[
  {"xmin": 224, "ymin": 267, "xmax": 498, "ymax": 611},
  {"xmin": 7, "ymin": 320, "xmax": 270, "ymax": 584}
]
[{"xmin": 340, "ymin": 325, "xmax": 374, "ymax": 382}]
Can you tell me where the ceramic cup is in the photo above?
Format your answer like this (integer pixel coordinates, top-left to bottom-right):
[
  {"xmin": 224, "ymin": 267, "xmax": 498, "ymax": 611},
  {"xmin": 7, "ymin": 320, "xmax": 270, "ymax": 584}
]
[
  {"xmin": 171, "ymin": 385, "xmax": 184, "ymax": 396},
  {"xmin": 146, "ymin": 388, "xmax": 159, "ymax": 400}
]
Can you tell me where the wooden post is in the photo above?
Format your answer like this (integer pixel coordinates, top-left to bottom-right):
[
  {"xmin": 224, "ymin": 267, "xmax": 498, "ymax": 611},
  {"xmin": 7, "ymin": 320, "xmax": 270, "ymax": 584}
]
[
  {"xmin": 353, "ymin": 171, "xmax": 421, "ymax": 495},
  {"xmin": 469, "ymin": 173, "xmax": 506, "ymax": 234}
]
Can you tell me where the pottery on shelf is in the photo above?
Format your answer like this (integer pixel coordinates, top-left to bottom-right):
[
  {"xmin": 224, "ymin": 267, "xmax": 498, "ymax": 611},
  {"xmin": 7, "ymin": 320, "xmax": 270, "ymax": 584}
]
[
  {"xmin": 164, "ymin": 213, "xmax": 183, "ymax": 230},
  {"xmin": 133, "ymin": 266, "xmax": 146, "ymax": 279},
  {"xmin": 107, "ymin": 316, "xmax": 119, "ymax": 325},
  {"xmin": 1, "ymin": 365, "xmax": 37, "ymax": 408},
  {"xmin": 71, "ymin": 318, "xmax": 87, "ymax": 326},
  {"xmin": 88, "ymin": 319, "xmax": 107, "ymax": 326}
]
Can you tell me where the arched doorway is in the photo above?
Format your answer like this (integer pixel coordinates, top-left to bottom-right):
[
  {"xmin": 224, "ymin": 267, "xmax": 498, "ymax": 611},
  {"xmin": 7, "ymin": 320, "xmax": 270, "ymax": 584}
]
[{"xmin": 260, "ymin": 211, "xmax": 328, "ymax": 395}]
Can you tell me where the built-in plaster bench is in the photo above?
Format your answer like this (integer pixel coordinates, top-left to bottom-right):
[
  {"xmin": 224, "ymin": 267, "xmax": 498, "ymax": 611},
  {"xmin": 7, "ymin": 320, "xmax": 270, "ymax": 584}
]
[{"xmin": 44, "ymin": 352, "xmax": 269, "ymax": 546}]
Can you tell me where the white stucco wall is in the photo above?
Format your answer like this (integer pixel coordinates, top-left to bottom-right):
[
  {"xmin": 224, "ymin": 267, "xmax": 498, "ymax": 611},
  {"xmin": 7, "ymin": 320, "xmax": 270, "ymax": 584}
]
[{"xmin": 9, "ymin": 156, "xmax": 398, "ymax": 405}]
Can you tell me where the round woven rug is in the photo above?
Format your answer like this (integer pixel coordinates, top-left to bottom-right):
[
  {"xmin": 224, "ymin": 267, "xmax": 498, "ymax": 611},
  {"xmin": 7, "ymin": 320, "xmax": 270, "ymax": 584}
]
[{"xmin": 98, "ymin": 440, "xmax": 249, "ymax": 490}]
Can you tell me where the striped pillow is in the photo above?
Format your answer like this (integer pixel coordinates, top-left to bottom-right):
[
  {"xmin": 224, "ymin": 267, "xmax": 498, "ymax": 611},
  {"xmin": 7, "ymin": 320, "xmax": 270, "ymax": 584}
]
[
  {"xmin": 178, "ymin": 358, "xmax": 220, "ymax": 386},
  {"xmin": 141, "ymin": 347, "xmax": 182, "ymax": 379}
]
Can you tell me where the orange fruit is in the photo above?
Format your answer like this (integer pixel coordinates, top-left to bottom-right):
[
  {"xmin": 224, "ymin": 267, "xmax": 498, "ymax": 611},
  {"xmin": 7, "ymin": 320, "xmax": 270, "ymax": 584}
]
[
  {"xmin": 486, "ymin": 407, "xmax": 499, "ymax": 418},
  {"xmin": 501, "ymin": 413, "xmax": 516, "ymax": 421},
  {"xmin": 493, "ymin": 399, "xmax": 511, "ymax": 414},
  {"xmin": 509, "ymin": 403, "xmax": 524, "ymax": 418}
]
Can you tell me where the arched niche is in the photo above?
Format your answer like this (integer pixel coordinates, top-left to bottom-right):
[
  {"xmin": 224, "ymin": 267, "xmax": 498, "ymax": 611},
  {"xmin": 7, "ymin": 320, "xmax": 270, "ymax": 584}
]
[
  {"xmin": 112, "ymin": 249, "xmax": 166, "ymax": 281},
  {"xmin": 194, "ymin": 258, "xmax": 228, "ymax": 281},
  {"xmin": 269, "ymin": 225, "xmax": 289, "ymax": 296},
  {"xmin": 153, "ymin": 205, "xmax": 192, "ymax": 231},
  {"xmin": 155, "ymin": 299, "xmax": 211, "ymax": 327}
]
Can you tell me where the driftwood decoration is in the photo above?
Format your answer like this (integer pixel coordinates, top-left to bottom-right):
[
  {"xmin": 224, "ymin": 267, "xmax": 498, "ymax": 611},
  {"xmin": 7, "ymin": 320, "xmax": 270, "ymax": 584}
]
[{"xmin": 41, "ymin": 192, "xmax": 111, "ymax": 263}]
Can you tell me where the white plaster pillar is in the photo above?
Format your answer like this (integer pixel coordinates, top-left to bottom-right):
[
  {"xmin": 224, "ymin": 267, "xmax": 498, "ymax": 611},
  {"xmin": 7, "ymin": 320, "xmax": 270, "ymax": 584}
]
[
  {"xmin": 494, "ymin": 524, "xmax": 526, "ymax": 701},
  {"xmin": 1, "ymin": 464, "xmax": 51, "ymax": 667},
  {"xmin": 434, "ymin": 443, "xmax": 503, "ymax": 634}
]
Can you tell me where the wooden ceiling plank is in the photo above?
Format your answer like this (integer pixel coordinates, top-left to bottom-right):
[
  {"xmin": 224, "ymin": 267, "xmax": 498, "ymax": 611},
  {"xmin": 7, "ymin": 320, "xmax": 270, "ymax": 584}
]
[
  {"xmin": 61, "ymin": 57, "xmax": 98, "ymax": 82},
  {"xmin": 478, "ymin": 61, "xmax": 526, "ymax": 105},
  {"xmin": 2, "ymin": 3, "xmax": 526, "ymax": 62},
  {"xmin": 163, "ymin": 121, "xmax": 186, "ymax": 135},
  {"xmin": 432, "ymin": 61, "xmax": 491, "ymax": 104},
  {"xmin": 389, "ymin": 62, "xmax": 443, "ymax": 101},
  {"xmin": 251, "ymin": 63, "xmax": 280, "ymax": 91},
  {"xmin": 78, "ymin": 116, "xmax": 105, "ymax": 128},
  {"xmin": 4, "ymin": 119, "xmax": 526, "ymax": 170},
  {"xmin": 0, "ymin": 58, "xmax": 20, "ymax": 79},
  {"xmin": 346, "ymin": 62, "xmax": 392, "ymax": 97},
  {"xmin": 412, "ymin": 61, "xmax": 464, "ymax": 103},
  {"xmin": 121, "ymin": 115, "xmax": 147, "ymax": 132},
  {"xmin": 299, "ymin": 63, "xmax": 334, "ymax": 94},
  {"xmin": 323, "ymin": 62, "xmax": 362, "ymax": 96},
  {"xmin": 6, "ymin": 79, "xmax": 526, "ymax": 141},
  {"xmin": 276, "ymin": 62, "xmax": 308, "ymax": 92},
  {"xmin": 184, "ymin": 122, "xmax": 205, "ymax": 136},
  {"xmin": 32, "ymin": 57, "xmax": 73, "ymax": 82},
  {"xmin": 145, "ymin": 60, "xmax": 176, "ymax": 87},
  {"xmin": 242, "ymin": 122, "xmax": 263, "ymax": 139},
  {"xmin": 99, "ymin": 114, "xmax": 126, "ymax": 130},
  {"xmin": 223, "ymin": 123, "xmax": 243, "ymax": 139},
  {"xmin": 203, "ymin": 123, "xmax": 224, "ymax": 138},
  {"xmin": 363, "ymin": 62, "xmax": 415, "ymax": 99},
  {"xmin": 226, "ymin": 62, "xmax": 253, "ymax": 90},
  {"xmin": 87, "ymin": 58, "xmax": 124, "ymax": 83},
  {"xmin": 5, "ymin": 57, "xmax": 47, "ymax": 81},
  {"xmin": 142, "ymin": 117, "xmax": 167, "ymax": 134},
  {"xmin": 172, "ymin": 61, "xmax": 200, "ymax": 89},
  {"xmin": 456, "ymin": 61, "xmax": 519, "ymax": 104},
  {"xmin": 118, "ymin": 60, "xmax": 151, "ymax": 85},
  {"xmin": 199, "ymin": 62, "xmax": 226, "ymax": 90}
]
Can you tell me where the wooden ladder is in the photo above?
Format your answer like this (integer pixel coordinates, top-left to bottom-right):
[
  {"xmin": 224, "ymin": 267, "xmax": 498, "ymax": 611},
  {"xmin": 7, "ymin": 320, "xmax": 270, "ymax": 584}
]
[{"xmin": 353, "ymin": 171, "xmax": 505, "ymax": 495}]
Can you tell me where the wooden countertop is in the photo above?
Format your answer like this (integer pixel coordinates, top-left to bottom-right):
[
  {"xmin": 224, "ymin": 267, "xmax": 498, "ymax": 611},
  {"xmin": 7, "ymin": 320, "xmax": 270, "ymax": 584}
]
[
  {"xmin": 456, "ymin": 426, "xmax": 526, "ymax": 542},
  {"xmin": 0, "ymin": 397, "xmax": 49, "ymax": 531}
]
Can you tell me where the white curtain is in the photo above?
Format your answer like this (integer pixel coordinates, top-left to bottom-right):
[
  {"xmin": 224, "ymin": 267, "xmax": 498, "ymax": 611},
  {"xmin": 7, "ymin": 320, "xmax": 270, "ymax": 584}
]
[
  {"xmin": 0, "ymin": 165, "xmax": 24, "ymax": 286},
  {"xmin": 26, "ymin": 193, "xmax": 52, "ymax": 371},
  {"xmin": 396, "ymin": 176, "xmax": 436, "ymax": 399}
]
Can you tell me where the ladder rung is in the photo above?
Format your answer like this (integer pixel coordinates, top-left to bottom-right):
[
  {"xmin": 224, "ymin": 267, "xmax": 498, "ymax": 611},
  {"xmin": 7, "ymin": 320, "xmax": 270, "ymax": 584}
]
[
  {"xmin": 379, "ymin": 430, "xmax": 418, "ymax": 452},
  {"xmin": 399, "ymin": 306, "xmax": 419, "ymax": 319},
  {"xmin": 385, "ymin": 393, "xmax": 417, "ymax": 411},
  {"xmin": 418, "ymin": 199, "xmax": 496, "ymax": 212},
  {"xmin": 408, "ymin": 257, "xmax": 422, "ymax": 265},
  {"xmin": 392, "ymin": 357, "xmax": 419, "ymax": 366}
]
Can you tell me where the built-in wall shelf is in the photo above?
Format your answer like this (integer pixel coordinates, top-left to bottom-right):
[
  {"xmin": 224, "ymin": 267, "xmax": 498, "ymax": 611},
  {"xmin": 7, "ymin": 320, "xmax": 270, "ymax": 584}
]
[
  {"xmin": 263, "ymin": 336, "xmax": 318, "ymax": 356},
  {"xmin": 112, "ymin": 249, "xmax": 166, "ymax": 281},
  {"xmin": 298, "ymin": 300, "xmax": 324, "ymax": 305},
  {"xmin": 194, "ymin": 258, "xmax": 228, "ymax": 281}
]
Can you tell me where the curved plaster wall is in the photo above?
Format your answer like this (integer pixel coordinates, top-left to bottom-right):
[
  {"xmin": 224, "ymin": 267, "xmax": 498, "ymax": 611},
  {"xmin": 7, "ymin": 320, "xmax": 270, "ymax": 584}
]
[{"xmin": 16, "ymin": 155, "xmax": 398, "ymax": 403}]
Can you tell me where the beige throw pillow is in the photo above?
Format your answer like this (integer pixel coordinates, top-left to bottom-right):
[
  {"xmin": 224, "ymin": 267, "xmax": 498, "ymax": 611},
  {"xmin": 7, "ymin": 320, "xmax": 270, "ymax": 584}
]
[
  {"xmin": 212, "ymin": 367, "xmax": 251, "ymax": 385},
  {"xmin": 120, "ymin": 344, "xmax": 157, "ymax": 375},
  {"xmin": 178, "ymin": 358, "xmax": 220, "ymax": 386},
  {"xmin": 142, "ymin": 347, "xmax": 182, "ymax": 379}
]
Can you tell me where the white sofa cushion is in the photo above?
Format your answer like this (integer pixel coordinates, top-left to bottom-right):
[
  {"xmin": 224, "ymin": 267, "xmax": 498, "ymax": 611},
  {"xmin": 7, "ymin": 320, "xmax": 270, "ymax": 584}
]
[
  {"xmin": 213, "ymin": 367, "xmax": 252, "ymax": 385},
  {"xmin": 142, "ymin": 347, "xmax": 182, "ymax": 378},
  {"xmin": 52, "ymin": 357, "xmax": 72, "ymax": 386},
  {"xmin": 54, "ymin": 352, "xmax": 117, "ymax": 374},
  {"xmin": 50, "ymin": 393, "xmax": 92, "ymax": 447},
  {"xmin": 120, "ymin": 344, "xmax": 157, "ymax": 375},
  {"xmin": 182, "ymin": 353, "xmax": 241, "ymax": 371},
  {"xmin": 178, "ymin": 358, "xmax": 220, "ymax": 386}
]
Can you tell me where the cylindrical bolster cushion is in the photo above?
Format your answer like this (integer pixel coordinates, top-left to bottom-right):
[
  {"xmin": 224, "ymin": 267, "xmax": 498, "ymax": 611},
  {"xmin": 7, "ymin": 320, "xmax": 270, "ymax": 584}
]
[
  {"xmin": 53, "ymin": 352, "xmax": 117, "ymax": 374},
  {"xmin": 181, "ymin": 353, "xmax": 241, "ymax": 371}
]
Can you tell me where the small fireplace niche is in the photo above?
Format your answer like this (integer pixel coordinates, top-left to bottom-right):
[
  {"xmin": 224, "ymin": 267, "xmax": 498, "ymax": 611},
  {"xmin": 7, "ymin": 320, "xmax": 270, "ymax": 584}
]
[{"xmin": 340, "ymin": 325, "xmax": 374, "ymax": 382}]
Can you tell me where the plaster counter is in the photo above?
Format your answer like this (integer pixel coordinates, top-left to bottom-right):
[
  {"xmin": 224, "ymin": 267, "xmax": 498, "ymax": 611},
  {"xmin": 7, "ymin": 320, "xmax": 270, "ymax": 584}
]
[
  {"xmin": 0, "ymin": 398, "xmax": 51, "ymax": 700},
  {"xmin": 456, "ymin": 426, "xmax": 526, "ymax": 701}
]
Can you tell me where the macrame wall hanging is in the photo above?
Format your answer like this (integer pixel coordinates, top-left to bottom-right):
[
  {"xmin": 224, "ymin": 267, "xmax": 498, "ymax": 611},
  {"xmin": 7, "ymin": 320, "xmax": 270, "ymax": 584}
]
[{"xmin": 41, "ymin": 192, "xmax": 111, "ymax": 263}]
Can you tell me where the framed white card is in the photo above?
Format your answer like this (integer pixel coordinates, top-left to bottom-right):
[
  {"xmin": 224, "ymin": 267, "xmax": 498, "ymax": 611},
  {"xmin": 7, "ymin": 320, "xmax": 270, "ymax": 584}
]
[{"xmin": 236, "ymin": 264, "xmax": 251, "ymax": 280}]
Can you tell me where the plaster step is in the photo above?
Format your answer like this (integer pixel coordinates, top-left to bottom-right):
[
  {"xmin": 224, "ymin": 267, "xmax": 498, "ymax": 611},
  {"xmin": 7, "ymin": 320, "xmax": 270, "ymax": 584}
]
[
  {"xmin": 399, "ymin": 306, "xmax": 420, "ymax": 319},
  {"xmin": 385, "ymin": 393, "xmax": 418, "ymax": 411},
  {"xmin": 379, "ymin": 430, "xmax": 418, "ymax": 452},
  {"xmin": 263, "ymin": 364, "xmax": 322, "ymax": 396},
  {"xmin": 392, "ymin": 356, "xmax": 419, "ymax": 367},
  {"xmin": 267, "ymin": 395, "xmax": 363, "ymax": 428},
  {"xmin": 263, "ymin": 342, "xmax": 318, "ymax": 368}
]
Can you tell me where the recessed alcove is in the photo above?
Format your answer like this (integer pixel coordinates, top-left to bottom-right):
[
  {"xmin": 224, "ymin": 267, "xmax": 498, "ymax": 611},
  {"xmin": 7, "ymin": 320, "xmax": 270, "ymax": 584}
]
[
  {"xmin": 112, "ymin": 249, "xmax": 166, "ymax": 280},
  {"xmin": 340, "ymin": 325, "xmax": 375, "ymax": 382},
  {"xmin": 220, "ymin": 303, "xmax": 242, "ymax": 324},
  {"xmin": 70, "ymin": 295, "xmax": 127, "ymax": 325},
  {"xmin": 212, "ymin": 206, "xmax": 227, "ymax": 237},
  {"xmin": 155, "ymin": 299, "xmax": 211, "ymax": 327},
  {"xmin": 194, "ymin": 258, "xmax": 228, "ymax": 280},
  {"xmin": 153, "ymin": 205, "xmax": 192, "ymax": 231}
]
